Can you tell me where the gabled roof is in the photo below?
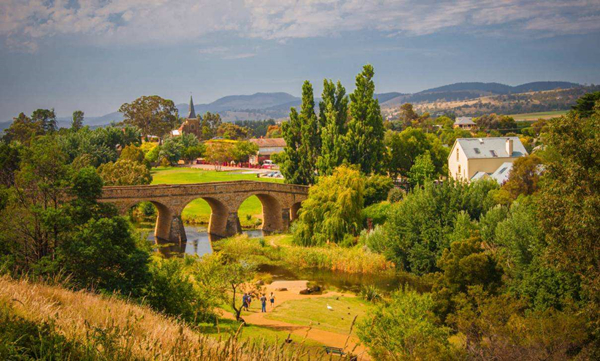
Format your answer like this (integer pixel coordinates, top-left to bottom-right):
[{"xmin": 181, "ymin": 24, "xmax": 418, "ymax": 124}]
[
  {"xmin": 470, "ymin": 171, "xmax": 489, "ymax": 181},
  {"xmin": 454, "ymin": 116, "xmax": 475, "ymax": 125},
  {"xmin": 490, "ymin": 162, "xmax": 513, "ymax": 184},
  {"xmin": 249, "ymin": 138, "xmax": 286, "ymax": 148},
  {"xmin": 455, "ymin": 137, "xmax": 527, "ymax": 159}
]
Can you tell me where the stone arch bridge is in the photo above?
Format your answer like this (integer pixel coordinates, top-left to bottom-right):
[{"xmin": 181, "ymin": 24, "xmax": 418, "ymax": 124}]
[{"xmin": 98, "ymin": 181, "xmax": 309, "ymax": 246}]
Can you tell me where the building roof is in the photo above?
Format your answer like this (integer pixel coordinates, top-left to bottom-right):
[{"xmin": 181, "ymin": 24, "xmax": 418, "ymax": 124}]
[
  {"xmin": 187, "ymin": 95, "xmax": 196, "ymax": 119},
  {"xmin": 455, "ymin": 137, "xmax": 527, "ymax": 159},
  {"xmin": 249, "ymin": 138, "xmax": 286, "ymax": 148},
  {"xmin": 454, "ymin": 116, "xmax": 475, "ymax": 126},
  {"xmin": 490, "ymin": 162, "xmax": 513, "ymax": 184},
  {"xmin": 470, "ymin": 171, "xmax": 489, "ymax": 181},
  {"xmin": 171, "ymin": 129, "xmax": 181, "ymax": 136}
]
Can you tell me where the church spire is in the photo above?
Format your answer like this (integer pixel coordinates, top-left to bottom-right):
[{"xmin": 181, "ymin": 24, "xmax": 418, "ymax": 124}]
[{"xmin": 187, "ymin": 95, "xmax": 196, "ymax": 118}]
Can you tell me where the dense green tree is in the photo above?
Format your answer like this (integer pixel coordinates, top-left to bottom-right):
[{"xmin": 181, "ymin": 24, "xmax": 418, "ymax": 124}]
[
  {"xmin": 537, "ymin": 105, "xmax": 600, "ymax": 340},
  {"xmin": 230, "ymin": 141, "xmax": 258, "ymax": 163},
  {"xmin": 357, "ymin": 289, "xmax": 453, "ymax": 360},
  {"xmin": 408, "ymin": 152, "xmax": 436, "ymax": 187},
  {"xmin": 502, "ymin": 154, "xmax": 543, "ymax": 200},
  {"xmin": 216, "ymin": 123, "xmax": 250, "ymax": 140},
  {"xmin": 363, "ymin": 174, "xmax": 394, "ymax": 206},
  {"xmin": 265, "ymin": 124, "xmax": 282, "ymax": 138},
  {"xmin": 317, "ymin": 80, "xmax": 348, "ymax": 176},
  {"xmin": 204, "ymin": 141, "xmax": 233, "ymax": 171},
  {"xmin": 386, "ymin": 127, "xmax": 448, "ymax": 180},
  {"xmin": 0, "ymin": 142, "xmax": 22, "ymax": 187},
  {"xmin": 383, "ymin": 180, "xmax": 498, "ymax": 274},
  {"xmin": 98, "ymin": 159, "xmax": 152, "ymax": 185},
  {"xmin": 120, "ymin": 144, "xmax": 145, "ymax": 164},
  {"xmin": 71, "ymin": 110, "xmax": 84, "ymax": 130},
  {"xmin": 2, "ymin": 113, "xmax": 44, "ymax": 145},
  {"xmin": 571, "ymin": 91, "xmax": 600, "ymax": 117},
  {"xmin": 293, "ymin": 166, "xmax": 364, "ymax": 246},
  {"xmin": 345, "ymin": 65, "xmax": 386, "ymax": 174},
  {"xmin": 119, "ymin": 95, "xmax": 178, "ymax": 141},
  {"xmin": 475, "ymin": 113, "xmax": 516, "ymax": 131},
  {"xmin": 281, "ymin": 81, "xmax": 319, "ymax": 185},
  {"xmin": 200, "ymin": 112, "xmax": 222, "ymax": 140},
  {"xmin": 31, "ymin": 109, "xmax": 57, "ymax": 133}
]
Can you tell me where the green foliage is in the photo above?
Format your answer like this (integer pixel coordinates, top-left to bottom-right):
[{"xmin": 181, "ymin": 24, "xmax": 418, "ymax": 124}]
[
  {"xmin": 281, "ymin": 81, "xmax": 319, "ymax": 185},
  {"xmin": 293, "ymin": 166, "xmax": 364, "ymax": 246},
  {"xmin": 475, "ymin": 113, "xmax": 516, "ymax": 130},
  {"xmin": 502, "ymin": 154, "xmax": 542, "ymax": 199},
  {"xmin": 408, "ymin": 151, "xmax": 436, "ymax": 186},
  {"xmin": 2, "ymin": 112, "xmax": 45, "ymax": 145},
  {"xmin": 383, "ymin": 180, "xmax": 499, "ymax": 274},
  {"xmin": 571, "ymin": 91, "xmax": 600, "ymax": 117},
  {"xmin": 119, "ymin": 95, "xmax": 178, "ymax": 140},
  {"xmin": 120, "ymin": 144, "xmax": 145, "ymax": 163},
  {"xmin": 357, "ymin": 289, "xmax": 453, "ymax": 360},
  {"xmin": 345, "ymin": 65, "xmax": 386, "ymax": 175},
  {"xmin": 145, "ymin": 257, "xmax": 214, "ymax": 323},
  {"xmin": 386, "ymin": 127, "xmax": 448, "ymax": 179},
  {"xmin": 71, "ymin": 110, "xmax": 84, "ymax": 130},
  {"xmin": 98, "ymin": 159, "xmax": 152, "ymax": 185},
  {"xmin": 364, "ymin": 174, "xmax": 394, "ymax": 206},
  {"xmin": 536, "ymin": 107, "xmax": 599, "ymax": 338},
  {"xmin": 387, "ymin": 187, "xmax": 405, "ymax": 203},
  {"xmin": 216, "ymin": 122, "xmax": 250, "ymax": 140},
  {"xmin": 317, "ymin": 80, "xmax": 348, "ymax": 176},
  {"xmin": 361, "ymin": 201, "xmax": 391, "ymax": 227},
  {"xmin": 0, "ymin": 141, "xmax": 22, "ymax": 187},
  {"xmin": 230, "ymin": 140, "xmax": 258, "ymax": 163},
  {"xmin": 59, "ymin": 217, "xmax": 150, "ymax": 297},
  {"xmin": 359, "ymin": 224, "xmax": 388, "ymax": 254},
  {"xmin": 58, "ymin": 125, "xmax": 141, "ymax": 167}
]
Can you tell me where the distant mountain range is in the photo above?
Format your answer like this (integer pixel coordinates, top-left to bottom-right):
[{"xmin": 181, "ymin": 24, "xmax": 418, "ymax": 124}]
[{"xmin": 0, "ymin": 81, "xmax": 585, "ymax": 131}]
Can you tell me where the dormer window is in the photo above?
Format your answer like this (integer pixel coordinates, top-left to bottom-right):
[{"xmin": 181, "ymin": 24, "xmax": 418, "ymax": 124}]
[
  {"xmin": 490, "ymin": 150, "xmax": 497, "ymax": 157},
  {"xmin": 474, "ymin": 148, "xmax": 480, "ymax": 154}
]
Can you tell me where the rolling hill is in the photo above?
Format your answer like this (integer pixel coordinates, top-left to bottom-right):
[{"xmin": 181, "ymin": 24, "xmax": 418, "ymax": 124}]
[{"xmin": 1, "ymin": 81, "xmax": 589, "ymax": 131}]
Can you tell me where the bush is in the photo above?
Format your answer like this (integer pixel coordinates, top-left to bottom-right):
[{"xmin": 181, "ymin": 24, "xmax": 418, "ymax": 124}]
[
  {"xmin": 364, "ymin": 174, "xmax": 394, "ymax": 206},
  {"xmin": 357, "ymin": 289, "xmax": 454, "ymax": 360},
  {"xmin": 387, "ymin": 187, "xmax": 405, "ymax": 203},
  {"xmin": 361, "ymin": 201, "xmax": 391, "ymax": 227}
]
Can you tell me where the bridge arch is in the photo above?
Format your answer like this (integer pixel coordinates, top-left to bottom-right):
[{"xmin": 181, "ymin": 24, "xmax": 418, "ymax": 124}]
[
  {"xmin": 180, "ymin": 196, "xmax": 237, "ymax": 239},
  {"xmin": 237, "ymin": 193, "xmax": 284, "ymax": 233}
]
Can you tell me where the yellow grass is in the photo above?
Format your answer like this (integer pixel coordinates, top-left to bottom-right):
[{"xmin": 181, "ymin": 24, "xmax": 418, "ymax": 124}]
[{"xmin": 0, "ymin": 276, "xmax": 323, "ymax": 360}]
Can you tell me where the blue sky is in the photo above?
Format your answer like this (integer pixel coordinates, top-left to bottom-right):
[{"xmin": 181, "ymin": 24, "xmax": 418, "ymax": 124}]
[{"xmin": 1, "ymin": 0, "xmax": 600, "ymax": 120}]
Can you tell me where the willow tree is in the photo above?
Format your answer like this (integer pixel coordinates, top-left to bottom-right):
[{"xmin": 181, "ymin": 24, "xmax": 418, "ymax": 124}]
[
  {"xmin": 281, "ymin": 81, "xmax": 319, "ymax": 185},
  {"xmin": 345, "ymin": 65, "xmax": 386, "ymax": 175},
  {"xmin": 293, "ymin": 166, "xmax": 365, "ymax": 246},
  {"xmin": 317, "ymin": 80, "xmax": 348, "ymax": 176}
]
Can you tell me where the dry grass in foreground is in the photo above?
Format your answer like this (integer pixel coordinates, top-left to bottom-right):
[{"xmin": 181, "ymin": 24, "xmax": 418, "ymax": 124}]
[{"xmin": 0, "ymin": 276, "xmax": 326, "ymax": 360}]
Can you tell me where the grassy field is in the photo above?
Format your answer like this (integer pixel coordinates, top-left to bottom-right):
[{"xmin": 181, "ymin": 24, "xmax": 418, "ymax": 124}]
[
  {"xmin": 150, "ymin": 167, "xmax": 283, "ymax": 227},
  {"xmin": 265, "ymin": 296, "xmax": 371, "ymax": 335},
  {"xmin": 509, "ymin": 110, "xmax": 568, "ymax": 121}
]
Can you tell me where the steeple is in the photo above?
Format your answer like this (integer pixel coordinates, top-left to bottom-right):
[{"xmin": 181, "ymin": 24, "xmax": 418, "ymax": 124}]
[{"xmin": 187, "ymin": 95, "xmax": 196, "ymax": 118}]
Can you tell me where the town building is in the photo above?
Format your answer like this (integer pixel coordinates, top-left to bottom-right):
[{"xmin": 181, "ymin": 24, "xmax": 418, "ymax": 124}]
[
  {"xmin": 248, "ymin": 138, "xmax": 286, "ymax": 165},
  {"xmin": 453, "ymin": 116, "xmax": 476, "ymax": 130},
  {"xmin": 171, "ymin": 96, "xmax": 201, "ymax": 138},
  {"xmin": 448, "ymin": 137, "xmax": 527, "ymax": 183}
]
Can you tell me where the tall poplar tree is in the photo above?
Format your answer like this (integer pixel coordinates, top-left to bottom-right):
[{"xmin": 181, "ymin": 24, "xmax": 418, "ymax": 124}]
[
  {"xmin": 345, "ymin": 65, "xmax": 386, "ymax": 174},
  {"xmin": 317, "ymin": 80, "xmax": 349, "ymax": 176},
  {"xmin": 281, "ymin": 81, "xmax": 318, "ymax": 185}
]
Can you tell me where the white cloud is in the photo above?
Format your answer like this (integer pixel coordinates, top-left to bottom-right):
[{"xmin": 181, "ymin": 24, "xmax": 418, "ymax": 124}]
[{"xmin": 1, "ymin": 0, "xmax": 599, "ymax": 52}]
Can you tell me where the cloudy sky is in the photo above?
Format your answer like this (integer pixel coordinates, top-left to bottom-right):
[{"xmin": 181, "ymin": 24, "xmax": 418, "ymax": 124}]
[{"xmin": 1, "ymin": 0, "xmax": 600, "ymax": 120}]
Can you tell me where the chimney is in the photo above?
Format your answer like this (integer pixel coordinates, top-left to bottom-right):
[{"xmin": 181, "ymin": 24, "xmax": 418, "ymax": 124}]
[{"xmin": 506, "ymin": 138, "xmax": 514, "ymax": 156}]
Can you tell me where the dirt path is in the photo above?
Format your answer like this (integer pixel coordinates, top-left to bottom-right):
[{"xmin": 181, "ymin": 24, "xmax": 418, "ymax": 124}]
[{"xmin": 222, "ymin": 280, "xmax": 370, "ymax": 360}]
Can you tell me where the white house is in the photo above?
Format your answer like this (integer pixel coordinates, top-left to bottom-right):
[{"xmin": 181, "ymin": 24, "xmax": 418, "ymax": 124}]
[
  {"xmin": 453, "ymin": 117, "xmax": 476, "ymax": 130},
  {"xmin": 448, "ymin": 137, "xmax": 528, "ymax": 183}
]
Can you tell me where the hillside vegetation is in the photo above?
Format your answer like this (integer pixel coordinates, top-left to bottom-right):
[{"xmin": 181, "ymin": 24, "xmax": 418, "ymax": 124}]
[{"xmin": 0, "ymin": 276, "xmax": 315, "ymax": 360}]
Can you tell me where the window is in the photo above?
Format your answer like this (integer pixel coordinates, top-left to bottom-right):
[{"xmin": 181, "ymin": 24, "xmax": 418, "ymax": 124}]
[
  {"xmin": 474, "ymin": 147, "xmax": 480, "ymax": 154},
  {"xmin": 490, "ymin": 150, "xmax": 497, "ymax": 157},
  {"xmin": 456, "ymin": 148, "xmax": 459, "ymax": 161},
  {"xmin": 458, "ymin": 165, "xmax": 461, "ymax": 176}
]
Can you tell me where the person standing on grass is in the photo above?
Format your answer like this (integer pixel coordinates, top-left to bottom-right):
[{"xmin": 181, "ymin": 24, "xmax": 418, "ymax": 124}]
[
  {"xmin": 270, "ymin": 292, "xmax": 275, "ymax": 308},
  {"xmin": 242, "ymin": 293, "xmax": 249, "ymax": 311},
  {"xmin": 260, "ymin": 294, "xmax": 267, "ymax": 313}
]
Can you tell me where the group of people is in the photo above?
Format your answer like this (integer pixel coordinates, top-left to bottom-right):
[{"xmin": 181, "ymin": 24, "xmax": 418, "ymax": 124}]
[{"xmin": 242, "ymin": 292, "xmax": 276, "ymax": 313}]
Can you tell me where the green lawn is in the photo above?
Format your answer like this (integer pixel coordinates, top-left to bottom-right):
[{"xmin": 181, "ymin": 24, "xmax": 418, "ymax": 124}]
[
  {"xmin": 509, "ymin": 110, "xmax": 568, "ymax": 121},
  {"xmin": 265, "ymin": 296, "xmax": 371, "ymax": 335},
  {"xmin": 150, "ymin": 167, "xmax": 283, "ymax": 227}
]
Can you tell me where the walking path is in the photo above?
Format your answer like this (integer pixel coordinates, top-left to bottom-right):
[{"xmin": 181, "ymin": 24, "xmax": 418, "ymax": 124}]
[{"xmin": 222, "ymin": 280, "xmax": 370, "ymax": 359}]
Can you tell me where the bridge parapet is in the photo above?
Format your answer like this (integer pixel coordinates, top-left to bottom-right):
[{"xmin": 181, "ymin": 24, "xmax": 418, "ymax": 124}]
[{"xmin": 98, "ymin": 181, "xmax": 309, "ymax": 245}]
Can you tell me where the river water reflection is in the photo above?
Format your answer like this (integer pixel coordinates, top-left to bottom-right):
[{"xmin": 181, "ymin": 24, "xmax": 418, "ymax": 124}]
[{"xmin": 146, "ymin": 225, "xmax": 263, "ymax": 257}]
